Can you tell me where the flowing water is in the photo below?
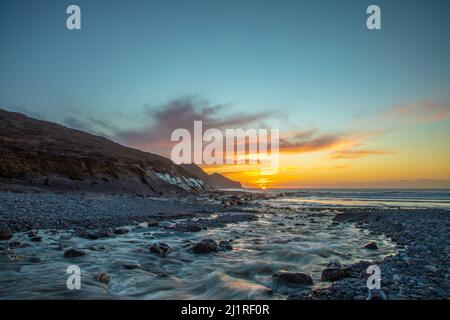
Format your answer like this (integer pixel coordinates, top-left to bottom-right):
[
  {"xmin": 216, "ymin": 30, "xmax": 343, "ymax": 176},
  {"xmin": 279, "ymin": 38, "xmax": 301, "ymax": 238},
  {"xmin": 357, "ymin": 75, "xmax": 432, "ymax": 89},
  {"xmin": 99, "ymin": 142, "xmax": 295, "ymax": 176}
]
[{"xmin": 0, "ymin": 196, "xmax": 400, "ymax": 300}]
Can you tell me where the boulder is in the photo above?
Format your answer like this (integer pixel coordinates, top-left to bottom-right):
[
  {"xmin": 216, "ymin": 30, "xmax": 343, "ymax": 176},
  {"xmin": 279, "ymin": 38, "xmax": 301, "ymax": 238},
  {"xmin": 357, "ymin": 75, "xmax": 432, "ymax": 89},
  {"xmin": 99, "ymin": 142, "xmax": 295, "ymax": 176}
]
[
  {"xmin": 64, "ymin": 248, "xmax": 86, "ymax": 258},
  {"xmin": 192, "ymin": 239, "xmax": 219, "ymax": 254},
  {"xmin": 272, "ymin": 271, "xmax": 314, "ymax": 286},
  {"xmin": 321, "ymin": 262, "xmax": 346, "ymax": 282},
  {"xmin": 114, "ymin": 227, "xmax": 129, "ymax": 235},
  {"xmin": 218, "ymin": 240, "xmax": 233, "ymax": 251},
  {"xmin": 364, "ymin": 241, "xmax": 378, "ymax": 250},
  {"xmin": 120, "ymin": 260, "xmax": 141, "ymax": 270},
  {"xmin": 96, "ymin": 272, "xmax": 110, "ymax": 284},
  {"xmin": 94, "ymin": 228, "xmax": 113, "ymax": 238},
  {"xmin": 27, "ymin": 257, "xmax": 42, "ymax": 263},
  {"xmin": 29, "ymin": 236, "xmax": 42, "ymax": 242},
  {"xmin": 147, "ymin": 219, "xmax": 160, "ymax": 227},
  {"xmin": 74, "ymin": 227, "xmax": 99, "ymax": 240},
  {"xmin": 149, "ymin": 242, "xmax": 173, "ymax": 256},
  {"xmin": 367, "ymin": 289, "xmax": 387, "ymax": 300},
  {"xmin": 321, "ymin": 268, "xmax": 346, "ymax": 282},
  {"xmin": 0, "ymin": 223, "xmax": 13, "ymax": 240}
]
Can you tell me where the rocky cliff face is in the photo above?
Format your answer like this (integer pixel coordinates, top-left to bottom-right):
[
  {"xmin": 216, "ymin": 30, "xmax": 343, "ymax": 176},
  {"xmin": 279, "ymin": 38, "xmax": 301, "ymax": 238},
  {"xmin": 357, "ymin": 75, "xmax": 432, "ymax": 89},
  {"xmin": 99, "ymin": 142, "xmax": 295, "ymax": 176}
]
[{"xmin": 0, "ymin": 109, "xmax": 209, "ymax": 196}]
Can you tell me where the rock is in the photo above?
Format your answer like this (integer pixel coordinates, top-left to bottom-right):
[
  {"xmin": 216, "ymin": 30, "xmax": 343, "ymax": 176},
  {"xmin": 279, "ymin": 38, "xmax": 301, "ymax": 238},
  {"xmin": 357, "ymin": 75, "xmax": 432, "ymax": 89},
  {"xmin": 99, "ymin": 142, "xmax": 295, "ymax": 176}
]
[
  {"xmin": 114, "ymin": 227, "xmax": 129, "ymax": 235},
  {"xmin": 29, "ymin": 236, "xmax": 42, "ymax": 242},
  {"xmin": 74, "ymin": 227, "xmax": 99, "ymax": 240},
  {"xmin": 94, "ymin": 228, "xmax": 113, "ymax": 238},
  {"xmin": 393, "ymin": 274, "xmax": 401, "ymax": 282},
  {"xmin": 96, "ymin": 272, "xmax": 110, "ymax": 284},
  {"xmin": 26, "ymin": 230, "xmax": 38, "ymax": 237},
  {"xmin": 367, "ymin": 289, "xmax": 387, "ymax": 300},
  {"xmin": 364, "ymin": 241, "xmax": 378, "ymax": 250},
  {"xmin": 147, "ymin": 219, "xmax": 160, "ymax": 227},
  {"xmin": 343, "ymin": 260, "xmax": 372, "ymax": 277},
  {"xmin": 27, "ymin": 257, "xmax": 42, "ymax": 263},
  {"xmin": 8, "ymin": 240, "xmax": 23, "ymax": 248},
  {"xmin": 64, "ymin": 248, "xmax": 86, "ymax": 258},
  {"xmin": 172, "ymin": 222, "xmax": 202, "ymax": 232},
  {"xmin": 273, "ymin": 271, "xmax": 314, "ymax": 286},
  {"xmin": 149, "ymin": 242, "xmax": 173, "ymax": 256},
  {"xmin": 192, "ymin": 239, "xmax": 219, "ymax": 254},
  {"xmin": 120, "ymin": 260, "xmax": 140, "ymax": 269},
  {"xmin": 0, "ymin": 223, "xmax": 13, "ymax": 240},
  {"xmin": 321, "ymin": 262, "xmax": 347, "ymax": 282},
  {"xmin": 218, "ymin": 240, "xmax": 233, "ymax": 251}
]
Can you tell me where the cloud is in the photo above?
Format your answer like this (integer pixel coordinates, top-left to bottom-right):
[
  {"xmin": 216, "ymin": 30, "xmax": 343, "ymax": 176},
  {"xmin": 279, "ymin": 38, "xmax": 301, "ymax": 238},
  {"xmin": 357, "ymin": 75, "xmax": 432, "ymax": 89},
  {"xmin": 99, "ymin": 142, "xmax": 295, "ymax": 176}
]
[
  {"xmin": 278, "ymin": 130, "xmax": 380, "ymax": 154},
  {"xmin": 278, "ymin": 128, "xmax": 393, "ymax": 160},
  {"xmin": 329, "ymin": 149, "xmax": 395, "ymax": 159},
  {"xmin": 381, "ymin": 101, "xmax": 450, "ymax": 124},
  {"xmin": 279, "ymin": 131, "xmax": 345, "ymax": 153},
  {"xmin": 114, "ymin": 96, "xmax": 272, "ymax": 156}
]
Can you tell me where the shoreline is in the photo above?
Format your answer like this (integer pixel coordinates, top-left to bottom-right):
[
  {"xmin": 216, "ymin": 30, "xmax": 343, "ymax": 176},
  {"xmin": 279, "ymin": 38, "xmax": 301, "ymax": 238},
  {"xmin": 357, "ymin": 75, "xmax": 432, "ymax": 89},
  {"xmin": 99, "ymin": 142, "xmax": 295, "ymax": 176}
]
[
  {"xmin": 307, "ymin": 208, "xmax": 449, "ymax": 300},
  {"xmin": 0, "ymin": 189, "xmax": 448, "ymax": 300}
]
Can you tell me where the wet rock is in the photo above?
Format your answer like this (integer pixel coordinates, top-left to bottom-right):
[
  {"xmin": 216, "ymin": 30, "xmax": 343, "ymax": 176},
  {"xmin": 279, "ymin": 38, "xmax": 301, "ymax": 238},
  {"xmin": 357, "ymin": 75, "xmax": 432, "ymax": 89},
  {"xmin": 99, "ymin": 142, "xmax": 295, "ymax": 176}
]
[
  {"xmin": 364, "ymin": 241, "xmax": 378, "ymax": 250},
  {"xmin": 192, "ymin": 239, "xmax": 219, "ymax": 254},
  {"xmin": 147, "ymin": 219, "xmax": 160, "ymax": 227},
  {"xmin": 96, "ymin": 272, "xmax": 110, "ymax": 284},
  {"xmin": 27, "ymin": 257, "xmax": 42, "ymax": 263},
  {"xmin": 273, "ymin": 271, "xmax": 314, "ymax": 286},
  {"xmin": 320, "ymin": 268, "xmax": 345, "ymax": 282},
  {"xmin": 149, "ymin": 242, "xmax": 173, "ymax": 256},
  {"xmin": 367, "ymin": 289, "xmax": 387, "ymax": 300},
  {"xmin": 5, "ymin": 249, "xmax": 21, "ymax": 261},
  {"xmin": 74, "ymin": 227, "xmax": 99, "ymax": 240},
  {"xmin": 172, "ymin": 222, "xmax": 202, "ymax": 232},
  {"xmin": 343, "ymin": 260, "xmax": 372, "ymax": 277},
  {"xmin": 64, "ymin": 248, "xmax": 86, "ymax": 258},
  {"xmin": 114, "ymin": 227, "xmax": 129, "ymax": 235},
  {"xmin": 321, "ymin": 262, "xmax": 347, "ymax": 282},
  {"xmin": 0, "ymin": 223, "xmax": 13, "ymax": 240},
  {"xmin": 8, "ymin": 240, "xmax": 24, "ymax": 248},
  {"xmin": 29, "ymin": 236, "xmax": 42, "ymax": 242},
  {"xmin": 94, "ymin": 228, "xmax": 113, "ymax": 238},
  {"xmin": 120, "ymin": 260, "xmax": 141, "ymax": 269},
  {"xmin": 218, "ymin": 240, "xmax": 233, "ymax": 251}
]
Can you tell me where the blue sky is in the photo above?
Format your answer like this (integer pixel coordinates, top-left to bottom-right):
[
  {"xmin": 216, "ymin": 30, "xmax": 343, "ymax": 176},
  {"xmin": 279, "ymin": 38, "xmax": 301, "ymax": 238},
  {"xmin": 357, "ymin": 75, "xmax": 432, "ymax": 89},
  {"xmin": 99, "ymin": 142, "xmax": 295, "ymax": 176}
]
[
  {"xmin": 1, "ymin": 0, "xmax": 450, "ymax": 187},
  {"xmin": 1, "ymin": 0, "xmax": 449, "ymax": 129}
]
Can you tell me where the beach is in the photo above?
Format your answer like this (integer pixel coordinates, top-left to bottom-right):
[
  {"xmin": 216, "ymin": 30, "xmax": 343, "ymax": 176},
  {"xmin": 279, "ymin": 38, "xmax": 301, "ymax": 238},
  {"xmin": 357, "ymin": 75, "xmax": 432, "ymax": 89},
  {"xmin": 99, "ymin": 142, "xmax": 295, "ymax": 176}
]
[{"xmin": 0, "ymin": 189, "xmax": 448, "ymax": 299}]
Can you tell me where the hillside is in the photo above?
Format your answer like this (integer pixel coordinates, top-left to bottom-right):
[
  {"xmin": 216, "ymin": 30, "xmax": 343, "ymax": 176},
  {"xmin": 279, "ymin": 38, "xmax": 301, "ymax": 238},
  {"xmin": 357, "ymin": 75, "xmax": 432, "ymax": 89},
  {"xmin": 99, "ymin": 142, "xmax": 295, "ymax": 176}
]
[
  {"xmin": 181, "ymin": 164, "xmax": 242, "ymax": 189},
  {"xmin": 0, "ymin": 108, "xmax": 211, "ymax": 196}
]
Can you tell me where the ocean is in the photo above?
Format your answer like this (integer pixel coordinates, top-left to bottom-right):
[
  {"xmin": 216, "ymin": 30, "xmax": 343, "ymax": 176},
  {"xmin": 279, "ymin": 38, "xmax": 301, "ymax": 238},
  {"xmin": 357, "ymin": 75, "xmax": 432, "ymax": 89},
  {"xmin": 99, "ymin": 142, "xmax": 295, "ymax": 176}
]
[{"xmin": 260, "ymin": 189, "xmax": 450, "ymax": 209}]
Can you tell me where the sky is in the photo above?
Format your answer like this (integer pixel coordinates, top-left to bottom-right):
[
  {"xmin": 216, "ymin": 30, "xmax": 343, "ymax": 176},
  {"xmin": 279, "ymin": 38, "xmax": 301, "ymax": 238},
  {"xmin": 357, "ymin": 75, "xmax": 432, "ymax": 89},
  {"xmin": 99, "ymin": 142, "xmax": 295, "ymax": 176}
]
[{"xmin": 1, "ymin": 0, "xmax": 449, "ymax": 188}]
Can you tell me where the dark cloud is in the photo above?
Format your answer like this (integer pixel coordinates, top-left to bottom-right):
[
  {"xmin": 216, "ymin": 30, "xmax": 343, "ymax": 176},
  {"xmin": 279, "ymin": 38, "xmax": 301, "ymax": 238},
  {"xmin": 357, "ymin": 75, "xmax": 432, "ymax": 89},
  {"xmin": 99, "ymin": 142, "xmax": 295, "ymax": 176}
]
[
  {"xmin": 279, "ymin": 130, "xmax": 347, "ymax": 153},
  {"xmin": 114, "ymin": 97, "xmax": 272, "ymax": 156}
]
